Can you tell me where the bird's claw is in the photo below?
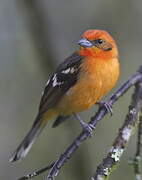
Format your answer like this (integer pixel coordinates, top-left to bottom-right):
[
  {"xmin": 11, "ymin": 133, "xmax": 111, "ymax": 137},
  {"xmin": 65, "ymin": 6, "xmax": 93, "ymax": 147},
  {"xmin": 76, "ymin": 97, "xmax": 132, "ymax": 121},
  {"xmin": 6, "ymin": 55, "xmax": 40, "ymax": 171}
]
[
  {"xmin": 97, "ymin": 101, "xmax": 113, "ymax": 115},
  {"xmin": 81, "ymin": 122, "xmax": 95, "ymax": 136},
  {"xmin": 74, "ymin": 113, "xmax": 95, "ymax": 136}
]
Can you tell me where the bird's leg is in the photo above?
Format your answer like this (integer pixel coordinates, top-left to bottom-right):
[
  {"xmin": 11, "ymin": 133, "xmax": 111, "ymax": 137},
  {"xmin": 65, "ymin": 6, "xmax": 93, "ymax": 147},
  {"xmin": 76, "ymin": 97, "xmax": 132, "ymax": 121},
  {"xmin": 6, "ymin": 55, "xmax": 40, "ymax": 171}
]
[
  {"xmin": 73, "ymin": 113, "xmax": 95, "ymax": 135},
  {"xmin": 96, "ymin": 101, "xmax": 113, "ymax": 115}
]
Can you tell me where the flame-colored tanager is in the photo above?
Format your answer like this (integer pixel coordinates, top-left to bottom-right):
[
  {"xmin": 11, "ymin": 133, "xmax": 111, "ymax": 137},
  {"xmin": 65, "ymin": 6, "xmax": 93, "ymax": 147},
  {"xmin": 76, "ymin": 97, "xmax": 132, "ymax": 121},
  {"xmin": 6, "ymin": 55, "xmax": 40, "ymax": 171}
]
[{"xmin": 10, "ymin": 29, "xmax": 120, "ymax": 162}]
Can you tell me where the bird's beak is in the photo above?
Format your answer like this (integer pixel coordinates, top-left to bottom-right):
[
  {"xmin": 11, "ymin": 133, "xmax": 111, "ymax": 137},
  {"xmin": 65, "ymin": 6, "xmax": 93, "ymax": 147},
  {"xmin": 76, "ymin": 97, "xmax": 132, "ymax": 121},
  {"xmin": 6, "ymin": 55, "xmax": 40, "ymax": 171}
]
[{"xmin": 78, "ymin": 38, "xmax": 93, "ymax": 48}]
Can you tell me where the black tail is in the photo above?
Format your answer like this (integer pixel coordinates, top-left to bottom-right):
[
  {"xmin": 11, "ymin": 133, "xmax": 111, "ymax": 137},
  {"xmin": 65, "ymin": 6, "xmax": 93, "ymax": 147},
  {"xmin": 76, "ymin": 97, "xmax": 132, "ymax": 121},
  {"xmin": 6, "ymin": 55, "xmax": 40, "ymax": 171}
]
[{"xmin": 9, "ymin": 120, "xmax": 45, "ymax": 163}]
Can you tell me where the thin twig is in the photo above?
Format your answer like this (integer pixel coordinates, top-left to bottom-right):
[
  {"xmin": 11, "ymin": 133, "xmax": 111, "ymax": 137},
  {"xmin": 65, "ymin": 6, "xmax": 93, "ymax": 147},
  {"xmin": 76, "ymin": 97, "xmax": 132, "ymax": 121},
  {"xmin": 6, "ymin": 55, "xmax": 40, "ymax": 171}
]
[
  {"xmin": 132, "ymin": 113, "xmax": 142, "ymax": 180},
  {"xmin": 92, "ymin": 81, "xmax": 142, "ymax": 180},
  {"xmin": 17, "ymin": 162, "xmax": 54, "ymax": 180},
  {"xmin": 17, "ymin": 66, "xmax": 142, "ymax": 180}
]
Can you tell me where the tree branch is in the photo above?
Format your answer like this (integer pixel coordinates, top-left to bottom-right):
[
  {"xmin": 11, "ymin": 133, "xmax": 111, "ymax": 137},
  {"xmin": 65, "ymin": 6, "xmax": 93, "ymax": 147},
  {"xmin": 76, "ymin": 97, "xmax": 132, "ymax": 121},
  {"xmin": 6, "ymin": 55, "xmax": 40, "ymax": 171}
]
[
  {"xmin": 132, "ymin": 112, "xmax": 142, "ymax": 180},
  {"xmin": 18, "ymin": 66, "xmax": 142, "ymax": 180},
  {"xmin": 92, "ymin": 81, "xmax": 142, "ymax": 180},
  {"xmin": 47, "ymin": 67, "xmax": 142, "ymax": 180},
  {"xmin": 18, "ymin": 163, "xmax": 54, "ymax": 180}
]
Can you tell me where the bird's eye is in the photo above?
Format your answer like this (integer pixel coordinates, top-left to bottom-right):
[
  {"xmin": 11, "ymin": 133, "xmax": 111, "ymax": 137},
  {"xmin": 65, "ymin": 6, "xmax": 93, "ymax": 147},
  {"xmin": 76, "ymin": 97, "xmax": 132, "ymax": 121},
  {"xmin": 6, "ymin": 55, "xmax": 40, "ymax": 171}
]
[
  {"xmin": 93, "ymin": 39, "xmax": 112, "ymax": 51},
  {"xmin": 97, "ymin": 39, "xmax": 104, "ymax": 44}
]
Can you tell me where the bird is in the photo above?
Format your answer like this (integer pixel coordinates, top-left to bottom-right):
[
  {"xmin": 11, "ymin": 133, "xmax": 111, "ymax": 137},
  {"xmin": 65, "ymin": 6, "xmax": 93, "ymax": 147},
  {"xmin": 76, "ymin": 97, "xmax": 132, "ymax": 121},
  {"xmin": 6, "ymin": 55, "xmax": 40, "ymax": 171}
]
[{"xmin": 9, "ymin": 29, "xmax": 120, "ymax": 163}]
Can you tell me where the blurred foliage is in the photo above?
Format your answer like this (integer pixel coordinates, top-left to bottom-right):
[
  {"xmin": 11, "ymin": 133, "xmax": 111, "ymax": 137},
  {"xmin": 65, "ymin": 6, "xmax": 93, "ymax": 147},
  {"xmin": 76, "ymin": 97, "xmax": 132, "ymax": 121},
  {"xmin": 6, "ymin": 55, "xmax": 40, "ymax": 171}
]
[{"xmin": 0, "ymin": 0, "xmax": 142, "ymax": 179}]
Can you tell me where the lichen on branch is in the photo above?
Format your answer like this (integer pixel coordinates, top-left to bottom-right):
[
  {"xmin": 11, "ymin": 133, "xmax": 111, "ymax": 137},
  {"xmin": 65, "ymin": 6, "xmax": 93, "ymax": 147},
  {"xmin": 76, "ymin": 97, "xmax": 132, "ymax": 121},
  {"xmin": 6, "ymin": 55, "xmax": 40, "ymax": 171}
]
[{"xmin": 92, "ymin": 82, "xmax": 142, "ymax": 180}]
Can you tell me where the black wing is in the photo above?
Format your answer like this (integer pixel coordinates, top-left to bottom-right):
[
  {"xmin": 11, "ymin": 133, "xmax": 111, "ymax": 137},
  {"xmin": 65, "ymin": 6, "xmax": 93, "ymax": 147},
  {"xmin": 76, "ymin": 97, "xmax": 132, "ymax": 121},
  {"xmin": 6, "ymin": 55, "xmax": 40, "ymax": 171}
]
[{"xmin": 37, "ymin": 52, "xmax": 84, "ymax": 119}]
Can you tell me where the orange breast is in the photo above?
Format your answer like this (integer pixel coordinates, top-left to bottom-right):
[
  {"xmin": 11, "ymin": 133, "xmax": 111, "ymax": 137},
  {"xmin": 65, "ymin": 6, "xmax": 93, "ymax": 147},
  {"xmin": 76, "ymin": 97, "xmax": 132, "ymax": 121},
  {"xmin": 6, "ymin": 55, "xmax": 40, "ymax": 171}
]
[{"xmin": 56, "ymin": 57, "xmax": 119, "ymax": 115}]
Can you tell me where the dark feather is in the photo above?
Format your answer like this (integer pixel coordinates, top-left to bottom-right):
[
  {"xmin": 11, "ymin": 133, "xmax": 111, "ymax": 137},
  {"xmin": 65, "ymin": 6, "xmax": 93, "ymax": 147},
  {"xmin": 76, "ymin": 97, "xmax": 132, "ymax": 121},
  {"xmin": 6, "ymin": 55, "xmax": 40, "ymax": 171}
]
[
  {"xmin": 34, "ymin": 52, "xmax": 84, "ymax": 125},
  {"xmin": 52, "ymin": 115, "xmax": 70, "ymax": 128},
  {"xmin": 10, "ymin": 52, "xmax": 84, "ymax": 162}
]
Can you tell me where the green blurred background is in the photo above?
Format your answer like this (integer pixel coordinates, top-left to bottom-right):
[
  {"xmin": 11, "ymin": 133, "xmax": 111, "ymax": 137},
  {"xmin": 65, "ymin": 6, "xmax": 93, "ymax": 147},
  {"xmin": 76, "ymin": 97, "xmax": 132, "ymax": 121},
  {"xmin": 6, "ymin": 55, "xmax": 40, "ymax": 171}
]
[{"xmin": 0, "ymin": 0, "xmax": 142, "ymax": 179}]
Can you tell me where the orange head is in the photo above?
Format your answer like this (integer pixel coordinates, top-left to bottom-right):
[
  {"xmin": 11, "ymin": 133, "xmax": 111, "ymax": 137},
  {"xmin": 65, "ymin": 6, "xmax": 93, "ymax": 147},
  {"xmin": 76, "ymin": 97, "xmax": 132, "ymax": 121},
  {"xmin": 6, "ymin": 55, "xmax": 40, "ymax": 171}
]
[{"xmin": 78, "ymin": 29, "xmax": 118, "ymax": 59}]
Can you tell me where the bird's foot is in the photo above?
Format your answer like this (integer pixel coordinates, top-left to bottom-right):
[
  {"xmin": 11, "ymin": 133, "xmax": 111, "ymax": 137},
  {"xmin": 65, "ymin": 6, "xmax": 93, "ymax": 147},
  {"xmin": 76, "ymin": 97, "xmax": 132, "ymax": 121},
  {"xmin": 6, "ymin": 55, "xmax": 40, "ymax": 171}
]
[
  {"xmin": 97, "ymin": 101, "xmax": 113, "ymax": 115},
  {"xmin": 74, "ymin": 113, "xmax": 95, "ymax": 136},
  {"xmin": 81, "ymin": 122, "xmax": 95, "ymax": 135}
]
